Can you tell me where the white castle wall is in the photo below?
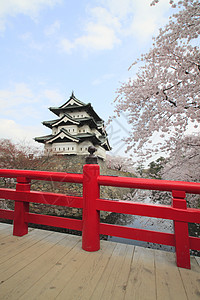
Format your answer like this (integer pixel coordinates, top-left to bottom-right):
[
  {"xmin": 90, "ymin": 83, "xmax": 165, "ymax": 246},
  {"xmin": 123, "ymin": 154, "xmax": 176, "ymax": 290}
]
[
  {"xmin": 52, "ymin": 124, "xmax": 95, "ymax": 136},
  {"xmin": 52, "ymin": 142, "xmax": 77, "ymax": 154},
  {"xmin": 96, "ymin": 145, "xmax": 106, "ymax": 159},
  {"xmin": 78, "ymin": 124, "xmax": 90, "ymax": 134},
  {"xmin": 60, "ymin": 111, "xmax": 90, "ymax": 118},
  {"xmin": 44, "ymin": 141, "xmax": 106, "ymax": 159},
  {"xmin": 57, "ymin": 125, "xmax": 78, "ymax": 135}
]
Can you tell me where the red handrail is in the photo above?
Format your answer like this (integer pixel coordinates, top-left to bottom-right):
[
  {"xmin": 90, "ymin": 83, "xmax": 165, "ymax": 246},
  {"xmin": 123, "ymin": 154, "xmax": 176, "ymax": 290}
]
[
  {"xmin": 0, "ymin": 165, "xmax": 199, "ymax": 269},
  {"xmin": 0, "ymin": 169, "xmax": 83, "ymax": 183},
  {"xmin": 98, "ymin": 175, "xmax": 200, "ymax": 194}
]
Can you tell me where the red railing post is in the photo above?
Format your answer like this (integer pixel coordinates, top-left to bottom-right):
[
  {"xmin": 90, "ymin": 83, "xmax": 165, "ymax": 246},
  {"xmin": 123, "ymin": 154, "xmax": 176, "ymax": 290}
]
[
  {"xmin": 13, "ymin": 177, "xmax": 31, "ymax": 236},
  {"xmin": 82, "ymin": 164, "xmax": 100, "ymax": 251},
  {"xmin": 172, "ymin": 190, "xmax": 190, "ymax": 269}
]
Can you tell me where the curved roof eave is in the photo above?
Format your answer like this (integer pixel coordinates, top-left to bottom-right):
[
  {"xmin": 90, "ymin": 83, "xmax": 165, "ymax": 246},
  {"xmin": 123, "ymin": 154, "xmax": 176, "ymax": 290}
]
[{"xmin": 46, "ymin": 129, "xmax": 80, "ymax": 144}]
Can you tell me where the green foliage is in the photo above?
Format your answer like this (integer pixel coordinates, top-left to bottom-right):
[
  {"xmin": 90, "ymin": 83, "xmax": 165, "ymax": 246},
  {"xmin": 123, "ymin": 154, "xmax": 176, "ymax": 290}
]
[
  {"xmin": 135, "ymin": 163, "xmax": 145, "ymax": 177},
  {"xmin": 147, "ymin": 157, "xmax": 166, "ymax": 179}
]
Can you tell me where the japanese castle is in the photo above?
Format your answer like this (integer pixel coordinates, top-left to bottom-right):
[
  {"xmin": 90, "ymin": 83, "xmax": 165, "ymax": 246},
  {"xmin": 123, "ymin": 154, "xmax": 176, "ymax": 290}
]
[{"xmin": 35, "ymin": 92, "xmax": 111, "ymax": 159}]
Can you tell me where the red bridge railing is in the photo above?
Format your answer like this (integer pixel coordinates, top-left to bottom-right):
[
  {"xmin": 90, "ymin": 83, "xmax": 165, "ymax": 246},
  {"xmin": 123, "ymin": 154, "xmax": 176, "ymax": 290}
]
[{"xmin": 0, "ymin": 164, "xmax": 200, "ymax": 269}]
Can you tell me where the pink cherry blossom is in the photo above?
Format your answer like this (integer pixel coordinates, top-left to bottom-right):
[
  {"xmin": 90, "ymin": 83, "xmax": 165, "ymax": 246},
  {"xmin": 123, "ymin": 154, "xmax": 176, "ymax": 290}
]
[{"xmin": 113, "ymin": 0, "xmax": 200, "ymax": 161}]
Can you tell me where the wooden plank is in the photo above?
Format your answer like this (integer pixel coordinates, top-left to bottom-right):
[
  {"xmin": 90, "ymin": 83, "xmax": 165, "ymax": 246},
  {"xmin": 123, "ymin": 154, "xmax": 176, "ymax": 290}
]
[
  {"xmin": 0, "ymin": 223, "xmax": 14, "ymax": 234},
  {"xmin": 0, "ymin": 225, "xmax": 199, "ymax": 300},
  {"xmin": 0, "ymin": 224, "xmax": 13, "ymax": 238},
  {"xmin": 0, "ymin": 230, "xmax": 62, "ymax": 280},
  {"xmin": 76, "ymin": 242, "xmax": 123, "ymax": 300},
  {"xmin": 195, "ymin": 256, "xmax": 200, "ymax": 267},
  {"xmin": 55, "ymin": 241, "xmax": 117, "ymax": 300},
  {"xmin": 0, "ymin": 228, "xmax": 53, "ymax": 264},
  {"xmin": 90, "ymin": 243, "xmax": 134, "ymax": 300},
  {"xmin": 0, "ymin": 223, "xmax": 13, "ymax": 230},
  {"xmin": 0, "ymin": 231, "xmax": 34, "ymax": 249},
  {"xmin": 179, "ymin": 256, "xmax": 200, "ymax": 300},
  {"xmin": 0, "ymin": 231, "xmax": 74, "ymax": 282},
  {"xmin": 155, "ymin": 249, "xmax": 187, "ymax": 300},
  {"xmin": 19, "ymin": 240, "xmax": 116, "ymax": 300},
  {"xmin": 0, "ymin": 232, "xmax": 81, "ymax": 299},
  {"xmin": 124, "ymin": 246, "xmax": 156, "ymax": 300},
  {"xmin": 19, "ymin": 240, "xmax": 90, "ymax": 300},
  {"xmin": 0, "ymin": 227, "xmax": 43, "ymax": 251},
  {"xmin": 109, "ymin": 244, "xmax": 135, "ymax": 300}
]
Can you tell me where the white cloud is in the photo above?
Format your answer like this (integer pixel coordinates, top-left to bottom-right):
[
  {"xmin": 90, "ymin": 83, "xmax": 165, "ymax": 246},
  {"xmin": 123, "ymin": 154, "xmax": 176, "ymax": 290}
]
[
  {"xmin": 19, "ymin": 32, "xmax": 45, "ymax": 51},
  {"xmin": 74, "ymin": 6, "xmax": 121, "ymax": 51},
  {"xmin": 59, "ymin": 0, "xmax": 171, "ymax": 54},
  {"xmin": 126, "ymin": 0, "xmax": 170, "ymax": 40},
  {"xmin": 0, "ymin": 82, "xmax": 64, "ymax": 121},
  {"xmin": 59, "ymin": 38, "xmax": 75, "ymax": 54},
  {"xmin": 89, "ymin": 6, "xmax": 121, "ymax": 30},
  {"xmin": 0, "ymin": 82, "xmax": 65, "ymax": 143},
  {"xmin": 100, "ymin": 0, "xmax": 170, "ymax": 41},
  {"xmin": 59, "ymin": 4, "xmax": 121, "ymax": 53},
  {"xmin": 0, "ymin": 83, "xmax": 34, "ymax": 108},
  {"xmin": 0, "ymin": 0, "xmax": 62, "ymax": 31},
  {"xmin": 0, "ymin": 119, "xmax": 45, "ymax": 145},
  {"xmin": 42, "ymin": 89, "xmax": 64, "ymax": 105},
  {"xmin": 75, "ymin": 23, "xmax": 121, "ymax": 51},
  {"xmin": 102, "ymin": 0, "xmax": 134, "ymax": 19},
  {"xmin": 44, "ymin": 20, "xmax": 60, "ymax": 36}
]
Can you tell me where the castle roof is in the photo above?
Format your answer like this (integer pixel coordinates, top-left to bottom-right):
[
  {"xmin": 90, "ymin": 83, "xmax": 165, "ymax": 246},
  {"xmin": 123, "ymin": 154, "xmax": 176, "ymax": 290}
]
[
  {"xmin": 59, "ymin": 92, "xmax": 86, "ymax": 108},
  {"xmin": 34, "ymin": 128, "xmax": 105, "ymax": 146},
  {"xmin": 49, "ymin": 93, "xmax": 103, "ymax": 122},
  {"xmin": 42, "ymin": 113, "xmax": 99, "ymax": 130}
]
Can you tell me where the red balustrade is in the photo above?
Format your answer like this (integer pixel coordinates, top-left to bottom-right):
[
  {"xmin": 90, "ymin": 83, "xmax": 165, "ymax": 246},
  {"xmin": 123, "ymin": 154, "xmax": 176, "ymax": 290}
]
[{"xmin": 0, "ymin": 164, "xmax": 200, "ymax": 269}]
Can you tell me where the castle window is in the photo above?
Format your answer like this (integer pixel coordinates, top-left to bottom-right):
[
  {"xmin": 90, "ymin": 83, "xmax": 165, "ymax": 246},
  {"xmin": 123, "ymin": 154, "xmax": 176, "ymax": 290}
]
[
  {"xmin": 83, "ymin": 129, "xmax": 85, "ymax": 132},
  {"xmin": 63, "ymin": 148, "xmax": 65, "ymax": 151},
  {"xmin": 81, "ymin": 115, "xmax": 83, "ymax": 117},
  {"xmin": 81, "ymin": 148, "xmax": 82, "ymax": 151},
  {"xmin": 72, "ymin": 147, "xmax": 74, "ymax": 150},
  {"xmin": 68, "ymin": 147, "xmax": 69, "ymax": 150},
  {"xmin": 85, "ymin": 147, "xmax": 87, "ymax": 150},
  {"xmin": 77, "ymin": 115, "xmax": 79, "ymax": 117}
]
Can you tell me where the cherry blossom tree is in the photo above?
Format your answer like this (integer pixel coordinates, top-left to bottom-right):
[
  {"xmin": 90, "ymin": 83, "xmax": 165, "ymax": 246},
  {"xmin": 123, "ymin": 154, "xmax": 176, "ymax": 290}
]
[
  {"xmin": 161, "ymin": 133, "xmax": 200, "ymax": 182},
  {"xmin": 0, "ymin": 139, "xmax": 43, "ymax": 170},
  {"xmin": 148, "ymin": 133, "xmax": 200, "ymax": 207},
  {"xmin": 113, "ymin": 0, "xmax": 200, "ymax": 159},
  {"xmin": 106, "ymin": 154, "xmax": 135, "ymax": 172}
]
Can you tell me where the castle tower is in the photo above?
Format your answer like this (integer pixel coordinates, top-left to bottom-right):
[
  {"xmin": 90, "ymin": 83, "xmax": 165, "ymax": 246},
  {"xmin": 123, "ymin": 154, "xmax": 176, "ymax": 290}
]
[{"xmin": 34, "ymin": 92, "xmax": 111, "ymax": 159}]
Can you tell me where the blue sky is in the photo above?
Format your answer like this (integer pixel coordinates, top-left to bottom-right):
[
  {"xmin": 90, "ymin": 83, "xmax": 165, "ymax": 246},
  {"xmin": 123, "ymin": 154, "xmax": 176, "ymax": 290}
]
[{"xmin": 0, "ymin": 0, "xmax": 175, "ymax": 156}]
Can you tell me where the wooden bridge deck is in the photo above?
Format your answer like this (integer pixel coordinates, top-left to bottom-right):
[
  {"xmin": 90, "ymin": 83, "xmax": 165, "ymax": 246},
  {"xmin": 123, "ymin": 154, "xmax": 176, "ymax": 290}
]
[{"xmin": 0, "ymin": 223, "xmax": 200, "ymax": 300}]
